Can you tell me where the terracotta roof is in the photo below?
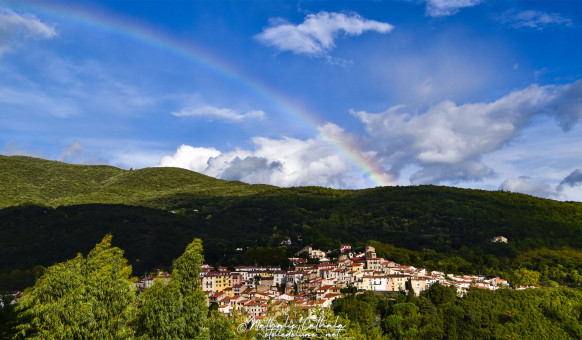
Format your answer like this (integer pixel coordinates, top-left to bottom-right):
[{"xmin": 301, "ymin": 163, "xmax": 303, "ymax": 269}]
[{"xmin": 324, "ymin": 293, "xmax": 341, "ymax": 299}]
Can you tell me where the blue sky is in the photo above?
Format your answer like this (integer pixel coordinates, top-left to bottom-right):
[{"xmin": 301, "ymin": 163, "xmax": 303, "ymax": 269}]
[{"xmin": 1, "ymin": 0, "xmax": 581, "ymax": 201}]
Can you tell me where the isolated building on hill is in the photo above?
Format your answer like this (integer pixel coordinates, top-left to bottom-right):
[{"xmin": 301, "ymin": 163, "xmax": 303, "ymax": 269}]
[{"xmin": 491, "ymin": 236, "xmax": 508, "ymax": 243}]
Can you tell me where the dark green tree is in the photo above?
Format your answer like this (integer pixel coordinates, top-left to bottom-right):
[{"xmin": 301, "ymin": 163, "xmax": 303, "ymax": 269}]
[
  {"xmin": 333, "ymin": 297, "xmax": 377, "ymax": 330},
  {"xmin": 383, "ymin": 315, "xmax": 405, "ymax": 339},
  {"xmin": 425, "ymin": 283, "xmax": 456, "ymax": 307}
]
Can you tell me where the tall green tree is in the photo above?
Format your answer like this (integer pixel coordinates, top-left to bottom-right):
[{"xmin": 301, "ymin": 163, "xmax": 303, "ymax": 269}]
[
  {"xmin": 13, "ymin": 235, "xmax": 136, "ymax": 339},
  {"xmin": 133, "ymin": 238, "xmax": 209, "ymax": 339}
]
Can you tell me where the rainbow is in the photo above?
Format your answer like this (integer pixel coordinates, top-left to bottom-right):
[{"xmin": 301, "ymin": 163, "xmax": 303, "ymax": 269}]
[{"xmin": 15, "ymin": 2, "xmax": 393, "ymax": 187}]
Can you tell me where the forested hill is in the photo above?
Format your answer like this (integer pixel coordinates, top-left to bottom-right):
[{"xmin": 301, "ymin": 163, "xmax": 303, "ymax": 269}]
[
  {"xmin": 1, "ymin": 155, "xmax": 581, "ymax": 289},
  {"xmin": 0, "ymin": 155, "xmax": 274, "ymax": 209}
]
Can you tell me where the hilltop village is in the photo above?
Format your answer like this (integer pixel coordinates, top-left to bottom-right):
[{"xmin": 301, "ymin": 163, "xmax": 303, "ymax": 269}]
[{"xmin": 136, "ymin": 245, "xmax": 528, "ymax": 319}]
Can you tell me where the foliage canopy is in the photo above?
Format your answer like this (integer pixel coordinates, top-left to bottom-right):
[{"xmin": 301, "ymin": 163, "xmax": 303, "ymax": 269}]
[{"xmin": 14, "ymin": 235, "xmax": 136, "ymax": 339}]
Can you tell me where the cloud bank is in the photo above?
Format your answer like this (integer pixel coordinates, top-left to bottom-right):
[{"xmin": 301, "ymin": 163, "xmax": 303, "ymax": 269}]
[
  {"xmin": 351, "ymin": 79, "xmax": 582, "ymax": 185},
  {"xmin": 255, "ymin": 11, "xmax": 393, "ymax": 56},
  {"xmin": 159, "ymin": 124, "xmax": 371, "ymax": 189},
  {"xmin": 0, "ymin": 8, "xmax": 57, "ymax": 55}
]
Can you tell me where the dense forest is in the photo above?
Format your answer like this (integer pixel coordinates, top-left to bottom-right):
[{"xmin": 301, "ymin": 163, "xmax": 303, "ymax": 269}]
[{"xmin": 1, "ymin": 156, "xmax": 581, "ymax": 291}]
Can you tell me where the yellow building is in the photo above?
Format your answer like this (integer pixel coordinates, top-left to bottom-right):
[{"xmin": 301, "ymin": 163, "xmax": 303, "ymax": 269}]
[{"xmin": 202, "ymin": 272, "xmax": 233, "ymax": 293}]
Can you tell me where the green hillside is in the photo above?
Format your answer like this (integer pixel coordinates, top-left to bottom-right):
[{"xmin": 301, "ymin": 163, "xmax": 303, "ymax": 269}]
[
  {"xmin": 1, "ymin": 155, "xmax": 581, "ymax": 290},
  {"xmin": 0, "ymin": 155, "xmax": 274, "ymax": 208}
]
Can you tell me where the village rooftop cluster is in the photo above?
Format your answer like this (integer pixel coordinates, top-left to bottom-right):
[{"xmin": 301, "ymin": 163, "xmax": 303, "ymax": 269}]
[{"xmin": 135, "ymin": 244, "xmax": 528, "ymax": 319}]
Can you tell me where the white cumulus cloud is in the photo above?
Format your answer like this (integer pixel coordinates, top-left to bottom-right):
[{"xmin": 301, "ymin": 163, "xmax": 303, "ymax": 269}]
[
  {"xmin": 255, "ymin": 11, "xmax": 393, "ymax": 56},
  {"xmin": 0, "ymin": 8, "xmax": 57, "ymax": 55},
  {"xmin": 158, "ymin": 124, "xmax": 375, "ymax": 189},
  {"xmin": 172, "ymin": 106, "xmax": 266, "ymax": 121},
  {"xmin": 425, "ymin": 0, "xmax": 482, "ymax": 17},
  {"xmin": 352, "ymin": 79, "xmax": 582, "ymax": 185},
  {"xmin": 159, "ymin": 145, "xmax": 221, "ymax": 173}
]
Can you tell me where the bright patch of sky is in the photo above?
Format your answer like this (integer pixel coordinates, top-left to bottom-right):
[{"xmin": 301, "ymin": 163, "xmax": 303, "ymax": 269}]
[{"xmin": 1, "ymin": 0, "xmax": 581, "ymax": 201}]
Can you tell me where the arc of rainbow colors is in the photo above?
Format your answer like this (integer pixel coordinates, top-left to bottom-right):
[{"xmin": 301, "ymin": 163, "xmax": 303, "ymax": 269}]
[{"xmin": 19, "ymin": 2, "xmax": 393, "ymax": 187}]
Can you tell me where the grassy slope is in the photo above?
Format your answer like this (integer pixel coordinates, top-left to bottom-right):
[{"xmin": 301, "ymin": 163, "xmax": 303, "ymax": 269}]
[{"xmin": 0, "ymin": 155, "xmax": 273, "ymax": 208}]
